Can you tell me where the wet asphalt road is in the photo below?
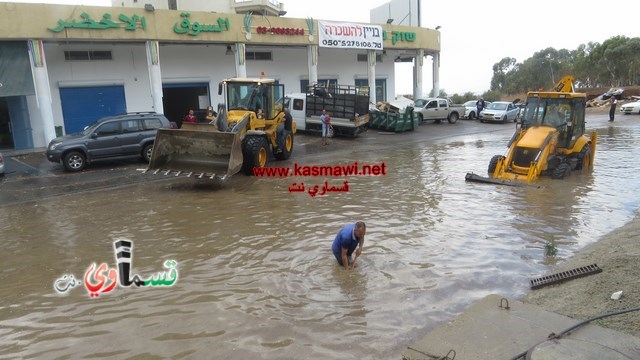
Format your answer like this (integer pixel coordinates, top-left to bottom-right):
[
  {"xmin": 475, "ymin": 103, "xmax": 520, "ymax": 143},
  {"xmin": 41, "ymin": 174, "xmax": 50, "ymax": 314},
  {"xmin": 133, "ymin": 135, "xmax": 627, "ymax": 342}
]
[{"xmin": 0, "ymin": 118, "xmax": 515, "ymax": 205}]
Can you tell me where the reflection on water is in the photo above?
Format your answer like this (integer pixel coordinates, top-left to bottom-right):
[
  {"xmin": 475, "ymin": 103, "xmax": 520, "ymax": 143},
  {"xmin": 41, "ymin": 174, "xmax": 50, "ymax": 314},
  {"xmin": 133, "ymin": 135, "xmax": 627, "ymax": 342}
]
[{"xmin": 1, "ymin": 123, "xmax": 639, "ymax": 358}]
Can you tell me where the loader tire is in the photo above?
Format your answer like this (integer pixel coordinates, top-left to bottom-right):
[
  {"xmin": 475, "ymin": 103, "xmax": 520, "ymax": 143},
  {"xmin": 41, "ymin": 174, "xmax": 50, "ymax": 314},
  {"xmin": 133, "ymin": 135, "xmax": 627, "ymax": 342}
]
[
  {"xmin": 575, "ymin": 146, "xmax": 591, "ymax": 171},
  {"xmin": 242, "ymin": 136, "xmax": 269, "ymax": 175},
  {"xmin": 274, "ymin": 129, "xmax": 293, "ymax": 160},
  {"xmin": 488, "ymin": 155, "xmax": 503, "ymax": 175},
  {"xmin": 551, "ymin": 163, "xmax": 571, "ymax": 179}
]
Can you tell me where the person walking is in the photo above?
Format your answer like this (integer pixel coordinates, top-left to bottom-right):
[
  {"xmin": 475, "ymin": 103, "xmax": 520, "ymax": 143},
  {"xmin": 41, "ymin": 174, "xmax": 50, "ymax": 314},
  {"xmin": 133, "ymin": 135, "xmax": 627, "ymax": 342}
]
[
  {"xmin": 331, "ymin": 222, "xmax": 366, "ymax": 271},
  {"xmin": 609, "ymin": 96, "xmax": 617, "ymax": 122}
]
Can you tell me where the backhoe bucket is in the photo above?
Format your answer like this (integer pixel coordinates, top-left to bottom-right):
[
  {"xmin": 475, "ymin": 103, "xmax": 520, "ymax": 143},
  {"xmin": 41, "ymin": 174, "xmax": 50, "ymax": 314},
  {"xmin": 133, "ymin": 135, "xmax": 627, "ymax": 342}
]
[
  {"xmin": 146, "ymin": 122, "xmax": 244, "ymax": 181},
  {"xmin": 464, "ymin": 172, "xmax": 540, "ymax": 188}
]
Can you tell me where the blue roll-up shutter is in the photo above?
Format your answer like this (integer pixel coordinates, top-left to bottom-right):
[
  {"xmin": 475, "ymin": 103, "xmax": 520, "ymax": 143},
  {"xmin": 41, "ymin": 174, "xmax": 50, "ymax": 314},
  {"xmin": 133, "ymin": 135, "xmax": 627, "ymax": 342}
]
[{"xmin": 60, "ymin": 86, "xmax": 126, "ymax": 134}]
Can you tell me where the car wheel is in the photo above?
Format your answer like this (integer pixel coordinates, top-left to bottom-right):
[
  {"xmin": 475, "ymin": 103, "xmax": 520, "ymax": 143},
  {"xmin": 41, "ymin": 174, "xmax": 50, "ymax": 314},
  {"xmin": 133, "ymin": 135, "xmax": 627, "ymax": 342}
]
[
  {"xmin": 143, "ymin": 143, "xmax": 154, "ymax": 163},
  {"xmin": 469, "ymin": 111, "xmax": 476, "ymax": 120},
  {"xmin": 418, "ymin": 113, "xmax": 424, "ymax": 122},
  {"xmin": 63, "ymin": 151, "xmax": 86, "ymax": 172},
  {"xmin": 448, "ymin": 112, "xmax": 459, "ymax": 124}
]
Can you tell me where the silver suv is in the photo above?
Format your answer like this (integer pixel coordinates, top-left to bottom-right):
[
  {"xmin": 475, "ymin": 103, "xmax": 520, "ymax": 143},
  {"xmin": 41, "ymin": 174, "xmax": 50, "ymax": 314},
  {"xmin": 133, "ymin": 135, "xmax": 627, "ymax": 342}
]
[{"xmin": 46, "ymin": 112, "xmax": 170, "ymax": 172}]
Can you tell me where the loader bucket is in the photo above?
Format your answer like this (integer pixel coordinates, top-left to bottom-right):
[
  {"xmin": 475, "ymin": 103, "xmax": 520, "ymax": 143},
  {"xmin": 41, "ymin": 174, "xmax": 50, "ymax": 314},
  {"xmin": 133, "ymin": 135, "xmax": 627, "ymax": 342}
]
[{"xmin": 147, "ymin": 122, "xmax": 245, "ymax": 180}]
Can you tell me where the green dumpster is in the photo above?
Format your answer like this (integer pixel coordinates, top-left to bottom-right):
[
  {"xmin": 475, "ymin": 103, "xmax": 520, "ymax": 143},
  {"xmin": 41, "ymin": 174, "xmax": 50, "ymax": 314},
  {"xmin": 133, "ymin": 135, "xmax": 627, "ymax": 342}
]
[{"xmin": 369, "ymin": 106, "xmax": 417, "ymax": 132}]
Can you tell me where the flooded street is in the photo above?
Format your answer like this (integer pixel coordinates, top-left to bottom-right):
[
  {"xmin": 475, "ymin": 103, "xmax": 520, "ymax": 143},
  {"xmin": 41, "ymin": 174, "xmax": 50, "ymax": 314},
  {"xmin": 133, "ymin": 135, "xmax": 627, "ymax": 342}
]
[{"xmin": 1, "ymin": 116, "xmax": 640, "ymax": 359}]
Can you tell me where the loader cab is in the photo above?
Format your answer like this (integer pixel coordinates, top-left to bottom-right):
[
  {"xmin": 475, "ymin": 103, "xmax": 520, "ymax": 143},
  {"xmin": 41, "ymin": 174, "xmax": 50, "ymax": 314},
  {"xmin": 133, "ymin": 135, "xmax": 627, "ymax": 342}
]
[
  {"xmin": 522, "ymin": 94, "xmax": 586, "ymax": 149},
  {"xmin": 222, "ymin": 79, "xmax": 285, "ymax": 120}
]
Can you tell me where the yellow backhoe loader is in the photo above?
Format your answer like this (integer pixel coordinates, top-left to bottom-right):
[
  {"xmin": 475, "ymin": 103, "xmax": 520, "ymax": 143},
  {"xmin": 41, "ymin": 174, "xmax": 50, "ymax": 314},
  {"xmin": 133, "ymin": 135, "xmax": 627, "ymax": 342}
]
[
  {"xmin": 465, "ymin": 76, "xmax": 597, "ymax": 186},
  {"xmin": 144, "ymin": 77, "xmax": 295, "ymax": 180}
]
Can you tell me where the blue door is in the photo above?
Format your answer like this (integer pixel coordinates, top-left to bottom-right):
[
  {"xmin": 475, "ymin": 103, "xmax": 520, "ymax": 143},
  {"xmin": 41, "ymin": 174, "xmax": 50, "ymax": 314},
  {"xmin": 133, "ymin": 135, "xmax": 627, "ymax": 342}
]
[{"xmin": 60, "ymin": 86, "xmax": 126, "ymax": 134}]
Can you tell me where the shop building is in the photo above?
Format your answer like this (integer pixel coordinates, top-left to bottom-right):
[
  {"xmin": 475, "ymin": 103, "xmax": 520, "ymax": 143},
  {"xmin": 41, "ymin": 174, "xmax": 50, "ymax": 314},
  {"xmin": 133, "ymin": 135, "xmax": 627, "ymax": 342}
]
[{"xmin": 0, "ymin": 0, "xmax": 440, "ymax": 150}]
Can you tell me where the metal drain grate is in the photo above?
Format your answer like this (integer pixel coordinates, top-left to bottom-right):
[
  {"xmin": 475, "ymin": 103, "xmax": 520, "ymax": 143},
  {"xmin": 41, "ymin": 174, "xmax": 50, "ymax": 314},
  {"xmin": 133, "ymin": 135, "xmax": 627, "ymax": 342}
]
[{"xmin": 530, "ymin": 264, "xmax": 602, "ymax": 289}]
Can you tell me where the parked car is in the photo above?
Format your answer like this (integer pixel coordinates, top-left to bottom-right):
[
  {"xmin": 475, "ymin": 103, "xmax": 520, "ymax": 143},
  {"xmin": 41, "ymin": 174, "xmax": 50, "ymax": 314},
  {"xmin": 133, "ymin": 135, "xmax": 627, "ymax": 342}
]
[
  {"xmin": 463, "ymin": 100, "xmax": 491, "ymax": 119},
  {"xmin": 46, "ymin": 112, "xmax": 171, "ymax": 172},
  {"xmin": 0, "ymin": 152, "xmax": 4, "ymax": 176},
  {"xmin": 413, "ymin": 98, "xmax": 464, "ymax": 124},
  {"xmin": 620, "ymin": 100, "xmax": 640, "ymax": 115},
  {"xmin": 479, "ymin": 101, "xmax": 520, "ymax": 123}
]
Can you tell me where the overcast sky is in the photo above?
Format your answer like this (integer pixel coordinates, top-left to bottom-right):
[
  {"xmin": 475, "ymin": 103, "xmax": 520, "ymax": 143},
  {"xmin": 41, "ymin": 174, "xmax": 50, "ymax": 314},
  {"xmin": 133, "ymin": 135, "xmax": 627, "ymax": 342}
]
[{"xmin": 7, "ymin": 0, "xmax": 640, "ymax": 96}]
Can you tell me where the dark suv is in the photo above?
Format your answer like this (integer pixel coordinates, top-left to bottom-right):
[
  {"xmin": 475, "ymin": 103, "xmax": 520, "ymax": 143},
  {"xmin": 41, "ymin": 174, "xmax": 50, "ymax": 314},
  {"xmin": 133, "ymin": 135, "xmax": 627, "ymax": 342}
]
[{"xmin": 46, "ymin": 112, "xmax": 171, "ymax": 172}]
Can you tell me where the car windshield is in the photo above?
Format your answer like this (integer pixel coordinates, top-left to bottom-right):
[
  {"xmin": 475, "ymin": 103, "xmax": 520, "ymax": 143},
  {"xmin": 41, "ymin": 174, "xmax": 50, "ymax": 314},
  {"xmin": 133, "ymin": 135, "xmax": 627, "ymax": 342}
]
[
  {"xmin": 464, "ymin": 101, "xmax": 476, "ymax": 107},
  {"xmin": 80, "ymin": 120, "xmax": 103, "ymax": 136},
  {"xmin": 487, "ymin": 102, "xmax": 508, "ymax": 110},
  {"xmin": 414, "ymin": 99, "xmax": 428, "ymax": 107}
]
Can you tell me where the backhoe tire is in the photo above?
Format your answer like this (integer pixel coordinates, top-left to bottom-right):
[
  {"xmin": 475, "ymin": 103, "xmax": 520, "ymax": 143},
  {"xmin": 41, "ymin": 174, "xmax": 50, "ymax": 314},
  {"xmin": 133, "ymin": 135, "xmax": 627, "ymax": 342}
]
[
  {"xmin": 274, "ymin": 129, "xmax": 293, "ymax": 160},
  {"xmin": 242, "ymin": 136, "xmax": 269, "ymax": 176},
  {"xmin": 575, "ymin": 145, "xmax": 591, "ymax": 171},
  {"xmin": 551, "ymin": 163, "xmax": 571, "ymax": 179},
  {"xmin": 488, "ymin": 155, "xmax": 504, "ymax": 175},
  {"xmin": 448, "ymin": 113, "xmax": 459, "ymax": 124},
  {"xmin": 63, "ymin": 150, "xmax": 86, "ymax": 172}
]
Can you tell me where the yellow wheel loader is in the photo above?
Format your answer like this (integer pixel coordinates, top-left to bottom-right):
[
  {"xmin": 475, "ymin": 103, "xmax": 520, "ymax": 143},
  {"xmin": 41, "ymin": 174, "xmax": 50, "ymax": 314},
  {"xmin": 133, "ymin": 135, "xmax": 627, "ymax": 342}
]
[
  {"xmin": 145, "ymin": 78, "xmax": 295, "ymax": 180},
  {"xmin": 466, "ymin": 76, "xmax": 597, "ymax": 186}
]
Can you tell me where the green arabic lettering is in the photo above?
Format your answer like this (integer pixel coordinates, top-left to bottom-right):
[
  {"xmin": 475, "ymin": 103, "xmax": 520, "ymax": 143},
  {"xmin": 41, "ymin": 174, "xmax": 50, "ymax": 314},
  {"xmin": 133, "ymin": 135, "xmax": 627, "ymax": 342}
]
[
  {"xmin": 189, "ymin": 21, "xmax": 202, "ymax": 36},
  {"xmin": 79, "ymin": 12, "xmax": 108, "ymax": 29},
  {"xmin": 48, "ymin": 19, "xmax": 68, "ymax": 32},
  {"xmin": 218, "ymin": 17, "xmax": 230, "ymax": 31},
  {"xmin": 164, "ymin": 260, "xmax": 178, "ymax": 286},
  {"xmin": 173, "ymin": 12, "xmax": 191, "ymax": 34},
  {"xmin": 99, "ymin": 13, "xmax": 120, "ymax": 29}
]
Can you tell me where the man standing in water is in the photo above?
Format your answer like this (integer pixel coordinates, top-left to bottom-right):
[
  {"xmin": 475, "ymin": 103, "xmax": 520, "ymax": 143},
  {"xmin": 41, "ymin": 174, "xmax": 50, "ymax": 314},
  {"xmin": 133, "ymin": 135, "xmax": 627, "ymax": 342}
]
[
  {"xmin": 609, "ymin": 96, "xmax": 617, "ymax": 122},
  {"xmin": 332, "ymin": 222, "xmax": 366, "ymax": 271}
]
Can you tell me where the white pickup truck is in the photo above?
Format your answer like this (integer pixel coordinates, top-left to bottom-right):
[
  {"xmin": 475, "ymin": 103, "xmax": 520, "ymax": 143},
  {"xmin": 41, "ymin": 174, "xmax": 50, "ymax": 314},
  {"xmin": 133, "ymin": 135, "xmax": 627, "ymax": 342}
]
[
  {"xmin": 285, "ymin": 84, "xmax": 370, "ymax": 137},
  {"xmin": 413, "ymin": 98, "xmax": 465, "ymax": 124}
]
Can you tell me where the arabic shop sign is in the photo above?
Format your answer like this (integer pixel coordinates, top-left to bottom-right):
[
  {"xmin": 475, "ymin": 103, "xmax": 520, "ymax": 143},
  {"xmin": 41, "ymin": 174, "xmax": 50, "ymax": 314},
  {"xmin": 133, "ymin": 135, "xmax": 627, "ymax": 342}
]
[
  {"xmin": 173, "ymin": 12, "xmax": 229, "ymax": 36},
  {"xmin": 382, "ymin": 30, "xmax": 416, "ymax": 45},
  {"xmin": 49, "ymin": 12, "xmax": 146, "ymax": 32},
  {"xmin": 256, "ymin": 26, "xmax": 304, "ymax": 36},
  {"xmin": 318, "ymin": 21, "xmax": 383, "ymax": 50},
  {"xmin": 53, "ymin": 240, "xmax": 178, "ymax": 298}
]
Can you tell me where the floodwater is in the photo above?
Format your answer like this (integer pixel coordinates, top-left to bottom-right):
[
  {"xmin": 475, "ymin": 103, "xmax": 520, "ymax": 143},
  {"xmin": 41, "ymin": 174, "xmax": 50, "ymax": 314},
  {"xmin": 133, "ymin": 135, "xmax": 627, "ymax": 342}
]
[{"xmin": 1, "ymin": 120, "xmax": 639, "ymax": 359}]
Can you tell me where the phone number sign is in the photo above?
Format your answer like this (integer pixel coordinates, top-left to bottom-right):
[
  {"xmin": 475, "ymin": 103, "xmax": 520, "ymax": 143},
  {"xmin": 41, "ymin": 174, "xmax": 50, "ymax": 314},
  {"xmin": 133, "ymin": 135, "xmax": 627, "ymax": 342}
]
[{"xmin": 318, "ymin": 21, "xmax": 383, "ymax": 50}]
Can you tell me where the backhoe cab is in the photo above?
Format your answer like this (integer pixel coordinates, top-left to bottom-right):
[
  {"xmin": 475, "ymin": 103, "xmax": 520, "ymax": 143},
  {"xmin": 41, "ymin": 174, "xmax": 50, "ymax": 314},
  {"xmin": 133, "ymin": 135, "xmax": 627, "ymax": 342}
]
[
  {"xmin": 146, "ymin": 78, "xmax": 294, "ymax": 180},
  {"xmin": 466, "ymin": 76, "xmax": 597, "ymax": 186}
]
